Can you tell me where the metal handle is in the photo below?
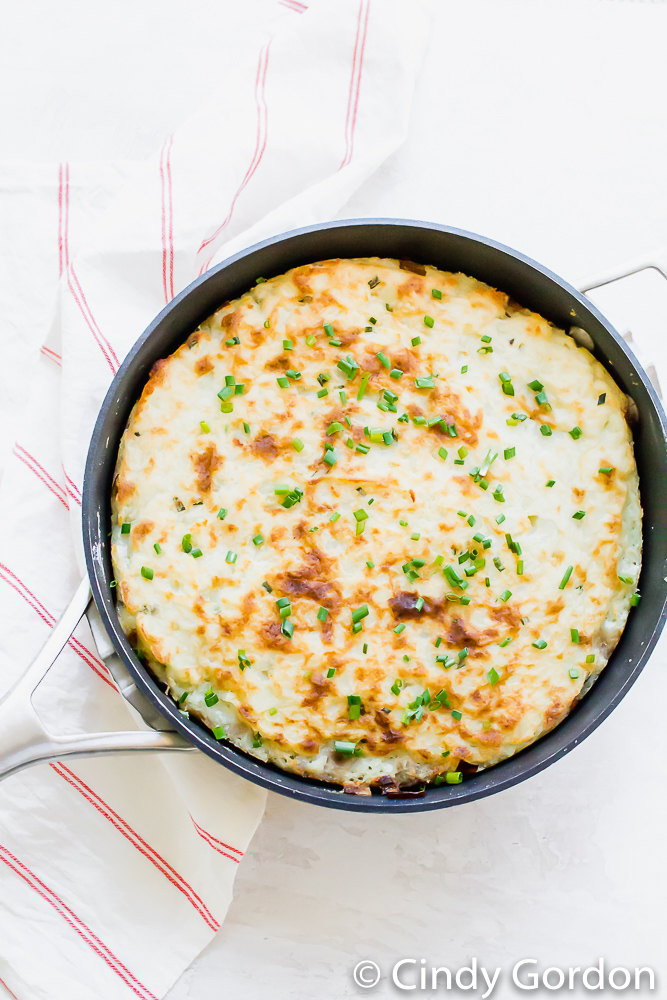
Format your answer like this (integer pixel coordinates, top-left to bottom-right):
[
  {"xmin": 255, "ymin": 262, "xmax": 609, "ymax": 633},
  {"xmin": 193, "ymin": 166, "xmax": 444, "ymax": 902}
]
[
  {"xmin": 577, "ymin": 246, "xmax": 666, "ymax": 399},
  {"xmin": 0, "ymin": 576, "xmax": 192, "ymax": 782},
  {"xmin": 577, "ymin": 246, "xmax": 667, "ymax": 294}
]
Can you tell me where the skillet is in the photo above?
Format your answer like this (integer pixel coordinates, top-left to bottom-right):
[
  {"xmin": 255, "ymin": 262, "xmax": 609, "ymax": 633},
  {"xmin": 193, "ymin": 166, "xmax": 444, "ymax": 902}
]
[{"xmin": 1, "ymin": 220, "xmax": 665, "ymax": 812}]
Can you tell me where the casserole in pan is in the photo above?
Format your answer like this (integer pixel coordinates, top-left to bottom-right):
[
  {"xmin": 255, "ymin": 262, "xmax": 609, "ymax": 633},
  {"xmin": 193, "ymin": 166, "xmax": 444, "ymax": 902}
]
[{"xmin": 1, "ymin": 220, "xmax": 665, "ymax": 812}]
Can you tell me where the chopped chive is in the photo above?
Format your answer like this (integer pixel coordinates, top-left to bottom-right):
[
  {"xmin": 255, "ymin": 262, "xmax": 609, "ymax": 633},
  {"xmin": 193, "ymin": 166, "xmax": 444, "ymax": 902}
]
[
  {"xmin": 572, "ymin": 510, "xmax": 586, "ymax": 520},
  {"xmin": 323, "ymin": 323, "xmax": 334, "ymax": 336},
  {"xmin": 431, "ymin": 288, "xmax": 442, "ymax": 300},
  {"xmin": 569, "ymin": 426, "xmax": 582, "ymax": 439},
  {"xmin": 306, "ymin": 335, "xmax": 316, "ymax": 346},
  {"xmin": 451, "ymin": 710, "xmax": 462, "ymax": 721},
  {"xmin": 393, "ymin": 623, "xmax": 406, "ymax": 635},
  {"xmin": 292, "ymin": 438, "xmax": 304, "ymax": 452},
  {"xmin": 528, "ymin": 379, "xmax": 544, "ymax": 392},
  {"xmin": 571, "ymin": 628, "xmax": 580, "ymax": 643},
  {"xmin": 252, "ymin": 534, "xmax": 264, "ymax": 546},
  {"xmin": 498, "ymin": 636, "xmax": 512, "ymax": 648},
  {"xmin": 535, "ymin": 391, "xmax": 550, "ymax": 408},
  {"xmin": 283, "ymin": 339, "xmax": 293, "ymax": 351},
  {"xmin": 504, "ymin": 447, "xmax": 515, "ymax": 460},
  {"xmin": 461, "ymin": 365, "xmax": 468, "ymax": 374},
  {"xmin": 326, "ymin": 667, "xmax": 336, "ymax": 678},
  {"xmin": 352, "ymin": 605, "xmax": 369, "ymax": 624},
  {"xmin": 141, "ymin": 566, "xmax": 153, "ymax": 580},
  {"xmin": 327, "ymin": 421, "xmax": 344, "ymax": 435},
  {"xmin": 376, "ymin": 352, "xmax": 390, "ymax": 369},
  {"xmin": 276, "ymin": 377, "xmax": 289, "ymax": 388},
  {"xmin": 598, "ymin": 393, "xmax": 606, "ymax": 405},
  {"xmin": 499, "ymin": 589, "xmax": 512, "ymax": 602},
  {"xmin": 569, "ymin": 668, "xmax": 579, "ymax": 680},
  {"xmin": 599, "ymin": 466, "xmax": 613, "ymax": 474},
  {"xmin": 445, "ymin": 772, "xmax": 462, "ymax": 784},
  {"xmin": 316, "ymin": 388, "xmax": 328, "ymax": 398},
  {"xmin": 437, "ymin": 446, "xmax": 448, "ymax": 461},
  {"xmin": 329, "ymin": 512, "xmax": 340, "ymax": 522},
  {"xmin": 559, "ymin": 565, "xmax": 573, "ymax": 589},
  {"xmin": 356, "ymin": 443, "xmax": 370, "ymax": 454},
  {"xmin": 499, "ymin": 371, "xmax": 512, "ymax": 384},
  {"xmin": 389, "ymin": 368, "xmax": 404, "ymax": 380},
  {"xmin": 339, "ymin": 391, "xmax": 347, "ymax": 405},
  {"xmin": 546, "ymin": 480, "xmax": 555, "ymax": 488},
  {"xmin": 516, "ymin": 560, "xmax": 524, "ymax": 575},
  {"xmin": 276, "ymin": 597, "xmax": 291, "ymax": 609},
  {"xmin": 467, "ymin": 515, "xmax": 476, "ymax": 527},
  {"xmin": 481, "ymin": 334, "xmax": 492, "ymax": 344},
  {"xmin": 281, "ymin": 620, "xmax": 294, "ymax": 639},
  {"xmin": 121, "ymin": 522, "xmax": 131, "ymax": 534},
  {"xmin": 317, "ymin": 607, "xmax": 328, "ymax": 622},
  {"xmin": 495, "ymin": 514, "xmax": 505, "ymax": 524},
  {"xmin": 415, "ymin": 376, "xmax": 435, "ymax": 389},
  {"xmin": 411, "ymin": 336, "xmax": 422, "ymax": 348},
  {"xmin": 262, "ymin": 580, "xmax": 273, "ymax": 593},
  {"xmin": 182, "ymin": 533, "xmax": 192, "ymax": 553},
  {"xmin": 540, "ymin": 425, "xmax": 552, "ymax": 437},
  {"xmin": 204, "ymin": 688, "xmax": 219, "ymax": 707},
  {"xmin": 191, "ymin": 548, "xmax": 203, "ymax": 558},
  {"xmin": 410, "ymin": 532, "xmax": 420, "ymax": 541},
  {"xmin": 285, "ymin": 369, "xmax": 301, "ymax": 381},
  {"xmin": 487, "ymin": 667, "xmax": 500, "ymax": 686},
  {"xmin": 243, "ymin": 421, "xmax": 250, "ymax": 434},
  {"xmin": 424, "ymin": 315, "xmax": 434, "ymax": 328},
  {"xmin": 414, "ymin": 597, "xmax": 424, "ymax": 611},
  {"xmin": 532, "ymin": 638, "xmax": 547, "ymax": 649},
  {"xmin": 366, "ymin": 559, "xmax": 374, "ymax": 569},
  {"xmin": 586, "ymin": 653, "xmax": 595, "ymax": 663},
  {"xmin": 353, "ymin": 509, "xmax": 368, "ymax": 522},
  {"xmin": 322, "ymin": 451, "xmax": 337, "ymax": 467},
  {"xmin": 334, "ymin": 740, "xmax": 357, "ymax": 756},
  {"xmin": 502, "ymin": 382, "xmax": 515, "ymax": 396},
  {"xmin": 199, "ymin": 421, "xmax": 211, "ymax": 434},
  {"xmin": 618, "ymin": 574, "xmax": 634, "ymax": 585},
  {"xmin": 357, "ymin": 372, "xmax": 370, "ymax": 401},
  {"xmin": 225, "ymin": 550, "xmax": 237, "ymax": 564},
  {"xmin": 152, "ymin": 542, "xmax": 161, "ymax": 555}
]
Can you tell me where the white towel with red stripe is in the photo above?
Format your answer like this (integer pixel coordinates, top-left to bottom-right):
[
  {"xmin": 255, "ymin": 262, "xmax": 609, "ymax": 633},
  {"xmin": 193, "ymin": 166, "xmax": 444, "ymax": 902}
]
[{"xmin": 0, "ymin": 2, "xmax": 431, "ymax": 998}]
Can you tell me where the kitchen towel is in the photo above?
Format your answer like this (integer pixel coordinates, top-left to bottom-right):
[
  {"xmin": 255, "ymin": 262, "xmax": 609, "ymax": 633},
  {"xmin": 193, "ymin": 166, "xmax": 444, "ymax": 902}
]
[{"xmin": 0, "ymin": 2, "xmax": 432, "ymax": 998}]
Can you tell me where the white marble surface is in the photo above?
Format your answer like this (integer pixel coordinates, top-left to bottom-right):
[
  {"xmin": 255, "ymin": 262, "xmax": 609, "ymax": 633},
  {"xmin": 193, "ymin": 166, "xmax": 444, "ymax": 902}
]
[{"xmin": 1, "ymin": 1, "xmax": 666, "ymax": 996}]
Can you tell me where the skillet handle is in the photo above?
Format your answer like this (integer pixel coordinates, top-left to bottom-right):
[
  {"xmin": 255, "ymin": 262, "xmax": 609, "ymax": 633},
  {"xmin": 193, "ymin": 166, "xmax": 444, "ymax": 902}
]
[
  {"xmin": 0, "ymin": 576, "xmax": 192, "ymax": 783},
  {"xmin": 576, "ymin": 246, "xmax": 666, "ymax": 399},
  {"xmin": 577, "ymin": 246, "xmax": 667, "ymax": 294}
]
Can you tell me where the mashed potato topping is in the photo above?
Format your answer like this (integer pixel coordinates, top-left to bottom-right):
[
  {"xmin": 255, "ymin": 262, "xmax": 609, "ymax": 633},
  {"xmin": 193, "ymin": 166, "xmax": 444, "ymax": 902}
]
[{"xmin": 111, "ymin": 258, "xmax": 641, "ymax": 790}]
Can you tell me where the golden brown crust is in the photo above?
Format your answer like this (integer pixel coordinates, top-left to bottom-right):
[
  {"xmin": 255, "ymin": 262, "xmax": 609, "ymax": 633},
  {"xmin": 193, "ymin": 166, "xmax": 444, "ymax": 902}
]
[{"xmin": 111, "ymin": 257, "xmax": 642, "ymax": 787}]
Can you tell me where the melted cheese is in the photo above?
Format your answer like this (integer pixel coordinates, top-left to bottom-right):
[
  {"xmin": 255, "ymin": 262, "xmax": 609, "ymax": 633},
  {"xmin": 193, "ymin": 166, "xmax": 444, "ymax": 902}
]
[{"xmin": 111, "ymin": 258, "xmax": 641, "ymax": 788}]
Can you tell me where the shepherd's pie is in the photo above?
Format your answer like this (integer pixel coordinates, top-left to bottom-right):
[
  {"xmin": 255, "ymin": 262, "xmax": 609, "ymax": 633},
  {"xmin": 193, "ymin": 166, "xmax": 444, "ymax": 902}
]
[{"xmin": 111, "ymin": 257, "xmax": 641, "ymax": 790}]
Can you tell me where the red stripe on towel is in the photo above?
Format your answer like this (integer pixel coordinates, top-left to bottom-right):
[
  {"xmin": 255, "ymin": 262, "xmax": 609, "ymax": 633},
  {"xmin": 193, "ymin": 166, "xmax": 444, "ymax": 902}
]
[
  {"xmin": 50, "ymin": 764, "xmax": 220, "ymax": 932},
  {"xmin": 197, "ymin": 40, "xmax": 272, "ymax": 270},
  {"xmin": 40, "ymin": 345, "xmax": 62, "ymax": 366},
  {"xmin": 159, "ymin": 136, "xmax": 175, "ymax": 303},
  {"xmin": 13, "ymin": 445, "xmax": 69, "ymax": 510},
  {"xmin": 339, "ymin": 0, "xmax": 370, "ymax": 170},
  {"xmin": 67, "ymin": 263, "xmax": 119, "ymax": 374},
  {"xmin": 190, "ymin": 816, "xmax": 243, "ymax": 862},
  {"xmin": 0, "ymin": 563, "xmax": 115, "ymax": 691},
  {"xmin": 0, "ymin": 843, "xmax": 158, "ymax": 1000}
]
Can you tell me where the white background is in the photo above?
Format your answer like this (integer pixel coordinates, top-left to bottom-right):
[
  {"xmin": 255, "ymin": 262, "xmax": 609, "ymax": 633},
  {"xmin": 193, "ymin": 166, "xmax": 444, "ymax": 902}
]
[{"xmin": 1, "ymin": 1, "xmax": 666, "ymax": 997}]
